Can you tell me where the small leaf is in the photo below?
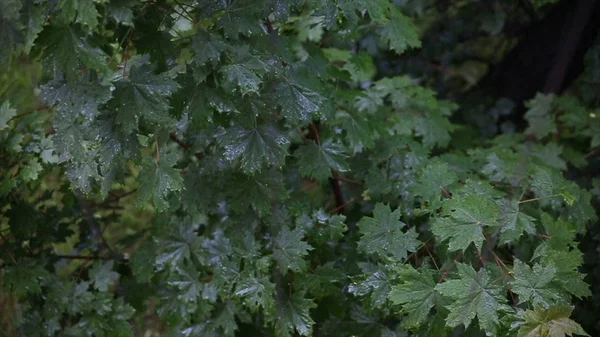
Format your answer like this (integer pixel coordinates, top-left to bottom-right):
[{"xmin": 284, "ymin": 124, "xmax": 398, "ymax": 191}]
[
  {"xmin": 511, "ymin": 259, "xmax": 560, "ymax": 308},
  {"xmin": 389, "ymin": 265, "xmax": 437, "ymax": 328},
  {"xmin": 517, "ymin": 306, "xmax": 589, "ymax": 337},
  {"xmin": 357, "ymin": 203, "xmax": 420, "ymax": 261},
  {"xmin": 136, "ymin": 151, "xmax": 183, "ymax": 212},
  {"xmin": 275, "ymin": 291, "xmax": 316, "ymax": 337},
  {"xmin": 524, "ymin": 93, "xmax": 556, "ymax": 139},
  {"xmin": 432, "ymin": 195, "xmax": 499, "ymax": 252},
  {"xmin": 295, "ymin": 140, "xmax": 348, "ymax": 182},
  {"xmin": 89, "ymin": 261, "xmax": 120, "ymax": 292},
  {"xmin": 380, "ymin": 8, "xmax": 421, "ymax": 54},
  {"xmin": 0, "ymin": 101, "xmax": 16, "ymax": 130},
  {"xmin": 409, "ymin": 161, "xmax": 458, "ymax": 209},
  {"xmin": 435, "ymin": 263, "xmax": 507, "ymax": 335},
  {"xmin": 219, "ymin": 125, "xmax": 290, "ymax": 173},
  {"xmin": 273, "ymin": 226, "xmax": 313, "ymax": 273}
]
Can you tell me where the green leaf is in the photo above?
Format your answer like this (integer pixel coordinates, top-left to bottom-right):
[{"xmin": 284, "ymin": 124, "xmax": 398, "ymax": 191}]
[
  {"xmin": 155, "ymin": 223, "xmax": 204, "ymax": 270},
  {"xmin": 234, "ymin": 276, "xmax": 275, "ymax": 314},
  {"xmin": 57, "ymin": 0, "xmax": 104, "ymax": 29},
  {"xmin": 495, "ymin": 199, "xmax": 537, "ymax": 244},
  {"xmin": 129, "ymin": 240, "xmax": 155, "ymax": 283},
  {"xmin": 136, "ymin": 152, "xmax": 183, "ymax": 212},
  {"xmin": 110, "ymin": 56, "xmax": 178, "ymax": 134},
  {"xmin": 517, "ymin": 306, "xmax": 589, "ymax": 337},
  {"xmin": 219, "ymin": 125, "xmax": 289, "ymax": 174},
  {"xmin": 274, "ymin": 67, "xmax": 326, "ymax": 123},
  {"xmin": 338, "ymin": 0, "xmax": 389, "ymax": 23},
  {"xmin": 41, "ymin": 75, "xmax": 112, "ymax": 122},
  {"xmin": 1, "ymin": 260, "xmax": 49, "ymax": 297},
  {"xmin": 357, "ymin": 203, "xmax": 420, "ymax": 261},
  {"xmin": 295, "ymin": 15, "xmax": 325, "ymax": 42},
  {"xmin": 89, "ymin": 261, "xmax": 120, "ymax": 292},
  {"xmin": 0, "ymin": 100, "xmax": 16, "ymax": 130},
  {"xmin": 379, "ymin": 8, "xmax": 421, "ymax": 54},
  {"xmin": 295, "ymin": 140, "xmax": 349, "ymax": 181},
  {"xmin": 511, "ymin": 259, "xmax": 560, "ymax": 308},
  {"xmin": 409, "ymin": 161, "xmax": 458, "ymax": 208},
  {"xmin": 275, "ymin": 291, "xmax": 316, "ymax": 337},
  {"xmin": 348, "ymin": 262, "xmax": 391, "ymax": 308},
  {"xmin": 273, "ymin": 226, "xmax": 313, "ymax": 273},
  {"xmin": 524, "ymin": 93, "xmax": 556, "ymax": 139},
  {"xmin": 435, "ymin": 263, "xmax": 507, "ymax": 335},
  {"xmin": 20, "ymin": 158, "xmax": 43, "ymax": 182},
  {"xmin": 40, "ymin": 26, "xmax": 108, "ymax": 82},
  {"xmin": 432, "ymin": 195, "xmax": 499, "ymax": 252},
  {"xmin": 168, "ymin": 263, "xmax": 204, "ymax": 305},
  {"xmin": 219, "ymin": 49, "xmax": 266, "ymax": 95},
  {"xmin": 389, "ymin": 265, "xmax": 437, "ymax": 328}
]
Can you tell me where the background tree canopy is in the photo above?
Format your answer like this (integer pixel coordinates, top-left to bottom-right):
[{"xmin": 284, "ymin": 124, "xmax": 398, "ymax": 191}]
[{"xmin": 1, "ymin": 0, "xmax": 599, "ymax": 336}]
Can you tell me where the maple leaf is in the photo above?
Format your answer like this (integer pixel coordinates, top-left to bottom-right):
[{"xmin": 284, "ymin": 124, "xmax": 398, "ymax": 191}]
[
  {"xmin": 1, "ymin": 260, "xmax": 49, "ymax": 297},
  {"xmin": 219, "ymin": 125, "xmax": 290, "ymax": 174},
  {"xmin": 234, "ymin": 276, "xmax": 275, "ymax": 314},
  {"xmin": 409, "ymin": 161, "xmax": 457, "ymax": 208},
  {"xmin": 273, "ymin": 226, "xmax": 313, "ymax": 273},
  {"xmin": 435, "ymin": 263, "xmax": 508, "ymax": 335},
  {"xmin": 129, "ymin": 240, "xmax": 155, "ymax": 283},
  {"xmin": 155, "ymin": 222, "xmax": 204, "ymax": 271},
  {"xmin": 41, "ymin": 75, "xmax": 112, "ymax": 122},
  {"xmin": 274, "ymin": 67, "xmax": 326, "ymax": 123},
  {"xmin": 295, "ymin": 140, "xmax": 349, "ymax": 181},
  {"xmin": 89, "ymin": 261, "xmax": 120, "ymax": 292},
  {"xmin": 0, "ymin": 101, "xmax": 16, "ymax": 130},
  {"xmin": 379, "ymin": 8, "xmax": 421, "ymax": 54},
  {"xmin": 219, "ymin": 48, "xmax": 266, "ymax": 96},
  {"xmin": 338, "ymin": 0, "xmax": 389, "ymax": 22},
  {"xmin": 357, "ymin": 203, "xmax": 420, "ymax": 261},
  {"xmin": 167, "ymin": 263, "xmax": 204, "ymax": 305},
  {"xmin": 136, "ymin": 152, "xmax": 183, "ymax": 212},
  {"xmin": 388, "ymin": 265, "xmax": 437, "ymax": 328},
  {"xmin": 40, "ymin": 26, "xmax": 108, "ymax": 82},
  {"xmin": 524, "ymin": 93, "xmax": 556, "ymax": 139},
  {"xmin": 348, "ymin": 262, "xmax": 392, "ymax": 308},
  {"xmin": 517, "ymin": 306, "xmax": 589, "ymax": 337},
  {"xmin": 511, "ymin": 259, "xmax": 561, "ymax": 308},
  {"xmin": 495, "ymin": 199, "xmax": 537, "ymax": 244},
  {"xmin": 432, "ymin": 195, "xmax": 499, "ymax": 252},
  {"xmin": 56, "ymin": 0, "xmax": 103, "ymax": 29},
  {"xmin": 275, "ymin": 291, "xmax": 317, "ymax": 337},
  {"xmin": 110, "ymin": 56, "xmax": 178, "ymax": 134},
  {"xmin": 191, "ymin": 29, "xmax": 229, "ymax": 65}
]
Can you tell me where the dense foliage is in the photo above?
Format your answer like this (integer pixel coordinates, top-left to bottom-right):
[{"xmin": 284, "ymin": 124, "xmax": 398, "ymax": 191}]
[{"xmin": 1, "ymin": 0, "xmax": 599, "ymax": 336}]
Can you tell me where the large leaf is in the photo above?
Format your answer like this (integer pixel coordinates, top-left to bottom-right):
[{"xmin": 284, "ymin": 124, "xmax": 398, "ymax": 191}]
[
  {"xmin": 357, "ymin": 203, "xmax": 420, "ymax": 261},
  {"xmin": 435, "ymin": 263, "xmax": 508, "ymax": 335},
  {"xmin": 431, "ymin": 195, "xmax": 499, "ymax": 252},
  {"xmin": 517, "ymin": 306, "xmax": 589, "ymax": 337}
]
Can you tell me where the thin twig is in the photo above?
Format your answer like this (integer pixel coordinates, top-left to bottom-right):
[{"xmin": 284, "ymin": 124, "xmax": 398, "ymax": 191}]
[
  {"xmin": 422, "ymin": 243, "xmax": 440, "ymax": 271},
  {"xmin": 438, "ymin": 251, "xmax": 463, "ymax": 283},
  {"xmin": 518, "ymin": 194, "xmax": 561, "ymax": 204},
  {"xmin": 53, "ymin": 254, "xmax": 129, "ymax": 262},
  {"xmin": 329, "ymin": 196, "xmax": 362, "ymax": 214}
]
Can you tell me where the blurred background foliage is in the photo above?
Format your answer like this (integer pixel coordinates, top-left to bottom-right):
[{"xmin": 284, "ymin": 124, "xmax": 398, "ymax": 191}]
[{"xmin": 1, "ymin": 0, "xmax": 599, "ymax": 336}]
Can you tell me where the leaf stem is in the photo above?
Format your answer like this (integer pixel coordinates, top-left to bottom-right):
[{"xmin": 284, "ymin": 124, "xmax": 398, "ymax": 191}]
[{"xmin": 517, "ymin": 194, "xmax": 562, "ymax": 204}]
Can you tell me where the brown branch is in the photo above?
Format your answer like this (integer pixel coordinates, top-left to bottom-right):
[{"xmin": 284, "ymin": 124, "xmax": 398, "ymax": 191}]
[
  {"xmin": 169, "ymin": 132, "xmax": 202, "ymax": 160},
  {"xmin": 88, "ymin": 189, "xmax": 137, "ymax": 208},
  {"xmin": 422, "ymin": 243, "xmax": 440, "ymax": 271},
  {"xmin": 335, "ymin": 176, "xmax": 363, "ymax": 185},
  {"xmin": 53, "ymin": 254, "xmax": 128, "ymax": 262},
  {"xmin": 329, "ymin": 170, "xmax": 346, "ymax": 214},
  {"xmin": 438, "ymin": 251, "xmax": 463, "ymax": 283},
  {"xmin": 328, "ymin": 196, "xmax": 362, "ymax": 214}
]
